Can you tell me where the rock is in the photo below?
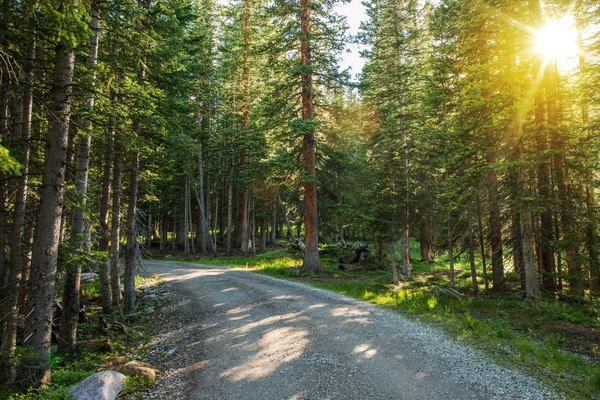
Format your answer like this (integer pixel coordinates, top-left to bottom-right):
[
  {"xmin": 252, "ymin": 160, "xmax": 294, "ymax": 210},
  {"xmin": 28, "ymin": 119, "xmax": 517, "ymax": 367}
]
[
  {"xmin": 67, "ymin": 371, "xmax": 125, "ymax": 400},
  {"xmin": 80, "ymin": 272, "xmax": 99, "ymax": 283},
  {"xmin": 137, "ymin": 283, "xmax": 150, "ymax": 291},
  {"xmin": 117, "ymin": 360, "xmax": 159, "ymax": 382}
]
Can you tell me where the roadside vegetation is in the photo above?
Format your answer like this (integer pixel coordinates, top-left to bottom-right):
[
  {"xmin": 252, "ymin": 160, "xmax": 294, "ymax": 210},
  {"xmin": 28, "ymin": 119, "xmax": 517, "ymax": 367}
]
[
  {"xmin": 0, "ymin": 276, "xmax": 163, "ymax": 400},
  {"xmin": 155, "ymin": 242, "xmax": 600, "ymax": 400}
]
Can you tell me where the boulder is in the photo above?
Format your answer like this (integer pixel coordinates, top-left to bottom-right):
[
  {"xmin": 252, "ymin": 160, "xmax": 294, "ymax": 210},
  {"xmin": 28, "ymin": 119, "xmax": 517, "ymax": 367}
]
[
  {"xmin": 67, "ymin": 371, "xmax": 125, "ymax": 400},
  {"xmin": 80, "ymin": 272, "xmax": 99, "ymax": 283},
  {"xmin": 116, "ymin": 360, "xmax": 158, "ymax": 382}
]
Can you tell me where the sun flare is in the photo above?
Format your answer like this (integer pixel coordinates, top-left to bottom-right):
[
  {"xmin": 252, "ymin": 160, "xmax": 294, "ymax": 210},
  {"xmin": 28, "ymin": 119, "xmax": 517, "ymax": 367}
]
[{"xmin": 534, "ymin": 16, "xmax": 579, "ymax": 65}]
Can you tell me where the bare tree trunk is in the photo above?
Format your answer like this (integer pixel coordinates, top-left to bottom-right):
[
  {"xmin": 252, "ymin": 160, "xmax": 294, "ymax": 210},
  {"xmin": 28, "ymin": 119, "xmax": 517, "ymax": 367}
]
[
  {"xmin": 59, "ymin": 7, "xmax": 100, "ymax": 352},
  {"xmin": 390, "ymin": 231, "xmax": 399, "ymax": 286},
  {"xmin": 226, "ymin": 174, "xmax": 233, "ymax": 256},
  {"xmin": 0, "ymin": 36, "xmax": 35, "ymax": 383},
  {"xmin": 20, "ymin": 39, "xmax": 74, "ymax": 387},
  {"xmin": 547, "ymin": 63, "xmax": 582, "ymax": 301},
  {"xmin": 124, "ymin": 151, "xmax": 140, "ymax": 313},
  {"xmin": 448, "ymin": 222, "xmax": 455, "ymax": 289},
  {"xmin": 183, "ymin": 176, "xmax": 190, "ymax": 256},
  {"xmin": 468, "ymin": 209, "xmax": 479, "ymax": 295},
  {"xmin": 477, "ymin": 203, "xmax": 489, "ymax": 290},
  {"xmin": 99, "ymin": 130, "xmax": 113, "ymax": 312},
  {"xmin": 300, "ymin": 0, "xmax": 322, "ymax": 275},
  {"xmin": 277, "ymin": 193, "xmax": 295, "ymax": 241},
  {"xmin": 487, "ymin": 151, "xmax": 504, "ymax": 291},
  {"xmin": 419, "ymin": 213, "xmax": 434, "ymax": 262},
  {"xmin": 270, "ymin": 205, "xmax": 277, "ymax": 244},
  {"xmin": 110, "ymin": 149, "xmax": 122, "ymax": 306},
  {"xmin": 260, "ymin": 217, "xmax": 267, "ymax": 252}
]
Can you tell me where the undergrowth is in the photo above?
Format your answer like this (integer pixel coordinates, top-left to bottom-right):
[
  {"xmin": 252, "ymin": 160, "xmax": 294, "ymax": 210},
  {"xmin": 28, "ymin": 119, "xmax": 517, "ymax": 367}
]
[{"xmin": 0, "ymin": 275, "xmax": 164, "ymax": 400}]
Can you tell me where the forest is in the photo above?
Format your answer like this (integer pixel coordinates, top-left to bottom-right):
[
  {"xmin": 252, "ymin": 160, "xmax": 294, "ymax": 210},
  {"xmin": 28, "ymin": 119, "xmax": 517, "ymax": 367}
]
[{"xmin": 1, "ymin": 0, "xmax": 600, "ymax": 397}]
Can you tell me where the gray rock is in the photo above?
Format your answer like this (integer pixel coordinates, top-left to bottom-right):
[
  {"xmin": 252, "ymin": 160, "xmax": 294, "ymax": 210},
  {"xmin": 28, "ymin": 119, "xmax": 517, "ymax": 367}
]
[
  {"xmin": 80, "ymin": 272, "xmax": 99, "ymax": 283},
  {"xmin": 67, "ymin": 371, "xmax": 126, "ymax": 400}
]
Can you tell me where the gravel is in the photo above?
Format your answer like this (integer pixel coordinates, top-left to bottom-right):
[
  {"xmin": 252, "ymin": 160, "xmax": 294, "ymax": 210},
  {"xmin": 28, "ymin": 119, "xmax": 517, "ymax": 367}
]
[{"xmin": 138, "ymin": 261, "xmax": 561, "ymax": 400}]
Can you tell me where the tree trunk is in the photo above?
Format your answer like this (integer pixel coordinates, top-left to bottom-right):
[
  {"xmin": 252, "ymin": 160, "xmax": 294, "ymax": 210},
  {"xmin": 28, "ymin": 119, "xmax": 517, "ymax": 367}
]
[
  {"xmin": 419, "ymin": 213, "xmax": 434, "ymax": 262},
  {"xmin": 390, "ymin": 230, "xmax": 399, "ymax": 286},
  {"xmin": 0, "ymin": 36, "xmax": 35, "ymax": 382},
  {"xmin": 300, "ymin": 0, "xmax": 322, "ymax": 274},
  {"xmin": 260, "ymin": 217, "xmax": 267, "ymax": 252},
  {"xmin": 110, "ymin": 149, "xmax": 122, "ymax": 306},
  {"xmin": 487, "ymin": 151, "xmax": 504, "ymax": 291},
  {"xmin": 270, "ymin": 205, "xmax": 277, "ymax": 244},
  {"xmin": 124, "ymin": 151, "xmax": 140, "ymax": 314},
  {"xmin": 468, "ymin": 210, "xmax": 479, "ymax": 295},
  {"xmin": 546, "ymin": 62, "xmax": 582, "ymax": 301},
  {"xmin": 20, "ymin": 40, "xmax": 74, "ymax": 387},
  {"xmin": 477, "ymin": 203, "xmax": 489, "ymax": 290},
  {"xmin": 99, "ymin": 129, "xmax": 113, "ymax": 312},
  {"xmin": 226, "ymin": 174, "xmax": 233, "ymax": 256},
  {"xmin": 448, "ymin": 222, "xmax": 455, "ymax": 289},
  {"xmin": 59, "ymin": 7, "xmax": 100, "ymax": 352}
]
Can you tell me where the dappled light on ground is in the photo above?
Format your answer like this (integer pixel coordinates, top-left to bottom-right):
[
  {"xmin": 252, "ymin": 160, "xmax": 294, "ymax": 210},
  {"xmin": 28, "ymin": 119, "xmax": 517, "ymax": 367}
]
[{"xmin": 220, "ymin": 327, "xmax": 309, "ymax": 382}]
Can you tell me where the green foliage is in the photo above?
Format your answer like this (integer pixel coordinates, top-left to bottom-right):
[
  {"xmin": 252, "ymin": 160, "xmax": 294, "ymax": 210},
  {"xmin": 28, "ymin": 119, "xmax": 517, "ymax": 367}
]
[{"xmin": 0, "ymin": 144, "xmax": 21, "ymax": 175}]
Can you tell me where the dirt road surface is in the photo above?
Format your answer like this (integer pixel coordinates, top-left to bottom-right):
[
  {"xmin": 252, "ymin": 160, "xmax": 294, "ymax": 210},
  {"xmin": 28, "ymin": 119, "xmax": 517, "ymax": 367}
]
[{"xmin": 140, "ymin": 261, "xmax": 556, "ymax": 400}]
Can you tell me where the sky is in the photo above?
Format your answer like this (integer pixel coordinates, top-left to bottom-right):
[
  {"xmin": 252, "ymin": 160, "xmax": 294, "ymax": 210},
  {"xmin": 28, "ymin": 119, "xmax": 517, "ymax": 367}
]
[{"xmin": 335, "ymin": 0, "xmax": 367, "ymax": 78}]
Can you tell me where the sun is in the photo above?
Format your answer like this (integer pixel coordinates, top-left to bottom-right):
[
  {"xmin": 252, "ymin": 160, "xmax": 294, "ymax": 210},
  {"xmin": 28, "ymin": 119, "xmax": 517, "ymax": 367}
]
[{"xmin": 534, "ymin": 16, "xmax": 579, "ymax": 65}]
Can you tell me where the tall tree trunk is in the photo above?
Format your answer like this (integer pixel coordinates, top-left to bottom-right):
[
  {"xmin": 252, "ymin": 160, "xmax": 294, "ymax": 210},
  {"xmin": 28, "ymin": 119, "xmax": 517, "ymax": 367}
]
[
  {"xmin": 99, "ymin": 130, "xmax": 113, "ymax": 312},
  {"xmin": 124, "ymin": 151, "xmax": 140, "ymax": 313},
  {"xmin": 448, "ymin": 222, "xmax": 455, "ymax": 289},
  {"xmin": 226, "ymin": 174, "xmax": 233, "ymax": 256},
  {"xmin": 546, "ymin": 62, "xmax": 582, "ymax": 300},
  {"xmin": 20, "ymin": 39, "xmax": 74, "ymax": 387},
  {"xmin": 300, "ymin": 0, "xmax": 322, "ymax": 274},
  {"xmin": 260, "ymin": 216, "xmax": 267, "ymax": 253},
  {"xmin": 196, "ymin": 142, "xmax": 212, "ymax": 253},
  {"xmin": 487, "ymin": 151, "xmax": 504, "ymax": 291},
  {"xmin": 477, "ymin": 202, "xmax": 489, "ymax": 290},
  {"xmin": 278, "ymin": 193, "xmax": 296, "ymax": 242},
  {"xmin": 1, "ymin": 37, "xmax": 35, "ymax": 381},
  {"xmin": 528, "ymin": 0, "xmax": 556, "ymax": 293},
  {"xmin": 419, "ymin": 213, "xmax": 434, "ymax": 263},
  {"xmin": 110, "ymin": 149, "xmax": 122, "ymax": 306},
  {"xmin": 468, "ymin": 209, "xmax": 479, "ymax": 295},
  {"xmin": 59, "ymin": 6, "xmax": 100, "ymax": 352},
  {"xmin": 271, "ymin": 205, "xmax": 277, "ymax": 244}
]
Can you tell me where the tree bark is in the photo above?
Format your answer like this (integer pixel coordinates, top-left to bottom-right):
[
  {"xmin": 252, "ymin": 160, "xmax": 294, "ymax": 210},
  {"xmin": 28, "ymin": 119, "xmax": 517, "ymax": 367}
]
[
  {"xmin": 226, "ymin": 173, "xmax": 233, "ymax": 256},
  {"xmin": 59, "ymin": 6, "xmax": 100, "ymax": 352},
  {"xmin": 110, "ymin": 149, "xmax": 122, "ymax": 306},
  {"xmin": 477, "ymin": 203, "xmax": 489, "ymax": 290},
  {"xmin": 300, "ymin": 0, "xmax": 322, "ymax": 275},
  {"xmin": 99, "ymin": 129, "xmax": 113, "ymax": 312},
  {"xmin": 468, "ymin": 209, "xmax": 479, "ymax": 295},
  {"xmin": 124, "ymin": 151, "xmax": 140, "ymax": 313},
  {"xmin": 1, "ymin": 38, "xmax": 35, "ymax": 380},
  {"xmin": 487, "ymin": 151, "xmax": 504, "ymax": 291},
  {"xmin": 419, "ymin": 213, "xmax": 434, "ymax": 263},
  {"xmin": 546, "ymin": 62, "xmax": 582, "ymax": 300},
  {"xmin": 20, "ymin": 40, "xmax": 74, "ymax": 387}
]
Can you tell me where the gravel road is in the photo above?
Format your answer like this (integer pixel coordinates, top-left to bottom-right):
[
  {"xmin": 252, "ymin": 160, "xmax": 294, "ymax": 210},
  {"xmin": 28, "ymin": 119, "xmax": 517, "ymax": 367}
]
[{"xmin": 140, "ymin": 261, "xmax": 558, "ymax": 400}]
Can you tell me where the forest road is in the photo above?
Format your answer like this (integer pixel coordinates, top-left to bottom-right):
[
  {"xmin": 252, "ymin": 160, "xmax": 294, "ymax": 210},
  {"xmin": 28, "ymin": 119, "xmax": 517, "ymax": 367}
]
[{"xmin": 140, "ymin": 261, "xmax": 556, "ymax": 400}]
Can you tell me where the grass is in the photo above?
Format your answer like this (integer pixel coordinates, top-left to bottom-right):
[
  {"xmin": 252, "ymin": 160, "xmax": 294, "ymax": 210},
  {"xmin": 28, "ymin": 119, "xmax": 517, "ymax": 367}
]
[
  {"xmin": 0, "ymin": 275, "xmax": 165, "ymax": 400},
  {"xmin": 159, "ymin": 241, "xmax": 600, "ymax": 399}
]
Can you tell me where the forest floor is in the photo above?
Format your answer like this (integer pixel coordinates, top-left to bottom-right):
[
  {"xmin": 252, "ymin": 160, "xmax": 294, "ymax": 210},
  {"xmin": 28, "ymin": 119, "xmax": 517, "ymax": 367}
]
[
  {"xmin": 137, "ymin": 260, "xmax": 557, "ymax": 400},
  {"xmin": 149, "ymin": 244, "xmax": 600, "ymax": 399}
]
